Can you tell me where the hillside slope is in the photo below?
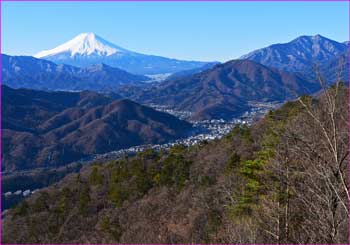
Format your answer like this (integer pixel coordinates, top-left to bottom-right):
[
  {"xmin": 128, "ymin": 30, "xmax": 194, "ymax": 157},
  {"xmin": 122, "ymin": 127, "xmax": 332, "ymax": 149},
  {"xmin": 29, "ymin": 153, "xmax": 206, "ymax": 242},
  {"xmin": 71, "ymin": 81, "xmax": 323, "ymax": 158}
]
[
  {"xmin": 2, "ymin": 54, "xmax": 149, "ymax": 91},
  {"xmin": 241, "ymin": 34, "xmax": 347, "ymax": 72},
  {"xmin": 2, "ymin": 86, "xmax": 192, "ymax": 171},
  {"xmin": 132, "ymin": 60, "xmax": 319, "ymax": 120},
  {"xmin": 3, "ymin": 84, "xmax": 348, "ymax": 244}
]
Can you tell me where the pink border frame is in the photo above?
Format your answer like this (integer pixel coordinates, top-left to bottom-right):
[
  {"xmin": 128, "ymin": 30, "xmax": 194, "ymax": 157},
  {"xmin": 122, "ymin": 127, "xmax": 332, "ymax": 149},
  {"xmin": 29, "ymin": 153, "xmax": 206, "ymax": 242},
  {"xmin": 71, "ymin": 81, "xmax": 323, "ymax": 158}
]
[{"xmin": 0, "ymin": 0, "xmax": 349, "ymax": 244}]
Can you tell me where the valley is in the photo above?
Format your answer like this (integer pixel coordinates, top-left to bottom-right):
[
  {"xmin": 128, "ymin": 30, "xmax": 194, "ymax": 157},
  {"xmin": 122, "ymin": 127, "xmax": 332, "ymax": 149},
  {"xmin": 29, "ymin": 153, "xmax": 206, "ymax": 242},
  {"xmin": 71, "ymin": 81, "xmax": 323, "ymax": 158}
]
[
  {"xmin": 3, "ymin": 84, "xmax": 348, "ymax": 243},
  {"xmin": 2, "ymin": 28, "xmax": 348, "ymax": 243},
  {"xmin": 2, "ymin": 96, "xmax": 281, "ymax": 211}
]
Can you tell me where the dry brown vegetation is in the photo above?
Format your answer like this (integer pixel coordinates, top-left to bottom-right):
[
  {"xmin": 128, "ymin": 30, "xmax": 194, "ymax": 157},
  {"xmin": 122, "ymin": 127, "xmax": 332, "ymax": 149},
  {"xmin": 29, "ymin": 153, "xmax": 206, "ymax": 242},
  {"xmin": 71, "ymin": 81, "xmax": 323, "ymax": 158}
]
[{"xmin": 2, "ymin": 82, "xmax": 349, "ymax": 244}]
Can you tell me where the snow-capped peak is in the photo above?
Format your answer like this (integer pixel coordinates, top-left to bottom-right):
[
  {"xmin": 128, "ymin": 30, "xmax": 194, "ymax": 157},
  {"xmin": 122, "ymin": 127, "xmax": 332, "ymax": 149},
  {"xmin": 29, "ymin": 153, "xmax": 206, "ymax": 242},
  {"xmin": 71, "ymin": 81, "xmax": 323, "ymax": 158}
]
[{"xmin": 34, "ymin": 32, "xmax": 129, "ymax": 58}]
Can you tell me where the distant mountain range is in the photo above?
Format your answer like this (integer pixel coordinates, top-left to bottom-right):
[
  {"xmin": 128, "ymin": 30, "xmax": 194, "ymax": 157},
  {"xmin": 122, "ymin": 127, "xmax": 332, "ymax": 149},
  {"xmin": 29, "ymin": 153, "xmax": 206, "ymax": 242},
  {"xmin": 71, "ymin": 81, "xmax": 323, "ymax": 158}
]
[
  {"xmin": 4, "ymin": 84, "xmax": 348, "ymax": 244},
  {"xmin": 2, "ymin": 54, "xmax": 150, "ymax": 91},
  {"xmin": 2, "ymin": 85, "xmax": 192, "ymax": 171},
  {"xmin": 34, "ymin": 32, "xmax": 213, "ymax": 75},
  {"xmin": 241, "ymin": 34, "xmax": 347, "ymax": 73},
  {"xmin": 166, "ymin": 62, "xmax": 220, "ymax": 81},
  {"xmin": 121, "ymin": 34, "xmax": 346, "ymax": 120},
  {"xmin": 299, "ymin": 51, "xmax": 349, "ymax": 87},
  {"xmin": 128, "ymin": 60, "xmax": 319, "ymax": 120},
  {"xmin": 2, "ymin": 34, "xmax": 348, "ymax": 122}
]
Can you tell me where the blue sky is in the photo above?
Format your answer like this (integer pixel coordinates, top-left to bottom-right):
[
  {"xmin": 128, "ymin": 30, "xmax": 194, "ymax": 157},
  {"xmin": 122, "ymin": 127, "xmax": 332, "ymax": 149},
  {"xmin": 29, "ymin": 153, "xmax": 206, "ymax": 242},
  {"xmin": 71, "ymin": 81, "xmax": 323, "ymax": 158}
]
[{"xmin": 2, "ymin": 1, "xmax": 348, "ymax": 62}]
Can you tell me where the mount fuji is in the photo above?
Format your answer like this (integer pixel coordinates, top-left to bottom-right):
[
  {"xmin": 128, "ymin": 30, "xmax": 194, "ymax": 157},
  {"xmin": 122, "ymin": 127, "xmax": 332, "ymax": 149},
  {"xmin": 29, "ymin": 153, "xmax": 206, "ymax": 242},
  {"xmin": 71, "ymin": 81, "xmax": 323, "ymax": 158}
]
[{"xmin": 35, "ymin": 32, "xmax": 213, "ymax": 75}]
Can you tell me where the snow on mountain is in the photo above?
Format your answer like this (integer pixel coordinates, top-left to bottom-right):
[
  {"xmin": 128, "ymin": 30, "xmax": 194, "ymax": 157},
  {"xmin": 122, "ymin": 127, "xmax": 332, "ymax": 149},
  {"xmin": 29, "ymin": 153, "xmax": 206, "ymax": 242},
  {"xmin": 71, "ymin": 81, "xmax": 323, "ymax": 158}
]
[
  {"xmin": 2, "ymin": 54, "xmax": 150, "ymax": 91},
  {"xmin": 34, "ymin": 33, "xmax": 212, "ymax": 75},
  {"xmin": 240, "ymin": 34, "xmax": 347, "ymax": 72},
  {"xmin": 35, "ymin": 32, "xmax": 130, "ymax": 58}
]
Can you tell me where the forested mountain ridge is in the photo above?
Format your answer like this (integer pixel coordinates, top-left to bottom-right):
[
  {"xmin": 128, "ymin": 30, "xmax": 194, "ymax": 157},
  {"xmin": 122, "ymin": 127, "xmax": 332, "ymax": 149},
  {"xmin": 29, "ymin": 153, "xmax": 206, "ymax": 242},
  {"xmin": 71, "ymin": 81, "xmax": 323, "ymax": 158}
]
[
  {"xmin": 129, "ymin": 59, "xmax": 319, "ymax": 120},
  {"xmin": 3, "ymin": 83, "xmax": 348, "ymax": 244},
  {"xmin": 241, "ymin": 34, "xmax": 347, "ymax": 72},
  {"xmin": 2, "ymin": 54, "xmax": 150, "ymax": 91},
  {"xmin": 2, "ymin": 85, "xmax": 192, "ymax": 171}
]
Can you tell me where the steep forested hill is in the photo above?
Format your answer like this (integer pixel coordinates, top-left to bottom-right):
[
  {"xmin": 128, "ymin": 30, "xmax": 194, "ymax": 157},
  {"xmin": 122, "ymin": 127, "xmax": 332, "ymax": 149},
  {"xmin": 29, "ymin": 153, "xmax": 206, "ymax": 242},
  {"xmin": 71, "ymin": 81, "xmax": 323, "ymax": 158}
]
[
  {"xmin": 131, "ymin": 60, "xmax": 319, "ymax": 120},
  {"xmin": 2, "ymin": 83, "xmax": 348, "ymax": 244},
  {"xmin": 2, "ymin": 86, "xmax": 192, "ymax": 171}
]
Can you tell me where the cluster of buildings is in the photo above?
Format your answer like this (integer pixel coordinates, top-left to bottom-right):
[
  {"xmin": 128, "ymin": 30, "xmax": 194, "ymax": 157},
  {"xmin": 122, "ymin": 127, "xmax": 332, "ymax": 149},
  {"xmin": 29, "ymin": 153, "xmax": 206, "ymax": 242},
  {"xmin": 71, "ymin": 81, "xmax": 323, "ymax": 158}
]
[
  {"xmin": 84, "ymin": 118, "xmax": 240, "ymax": 162},
  {"xmin": 3, "ymin": 102, "xmax": 282, "ymax": 212},
  {"xmin": 147, "ymin": 104, "xmax": 193, "ymax": 120},
  {"xmin": 4, "ymin": 189, "xmax": 37, "ymax": 198},
  {"xmin": 242, "ymin": 101, "xmax": 282, "ymax": 123},
  {"xmin": 78, "ymin": 102, "xmax": 283, "ymax": 162}
]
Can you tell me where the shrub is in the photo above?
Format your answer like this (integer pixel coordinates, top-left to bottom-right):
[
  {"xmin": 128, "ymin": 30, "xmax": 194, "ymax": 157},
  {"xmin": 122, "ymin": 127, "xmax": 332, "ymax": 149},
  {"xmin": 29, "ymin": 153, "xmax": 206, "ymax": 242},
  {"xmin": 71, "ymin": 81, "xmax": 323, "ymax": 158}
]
[
  {"xmin": 135, "ymin": 172, "xmax": 153, "ymax": 195},
  {"xmin": 79, "ymin": 184, "xmax": 90, "ymax": 215},
  {"xmin": 137, "ymin": 148, "xmax": 159, "ymax": 161},
  {"xmin": 225, "ymin": 152, "xmax": 241, "ymax": 174},
  {"xmin": 108, "ymin": 184, "xmax": 128, "ymax": 207},
  {"xmin": 230, "ymin": 159, "xmax": 265, "ymax": 216},
  {"xmin": 101, "ymin": 216, "xmax": 110, "ymax": 232},
  {"xmin": 14, "ymin": 200, "xmax": 29, "ymax": 217},
  {"xmin": 89, "ymin": 166, "xmax": 104, "ymax": 185},
  {"xmin": 199, "ymin": 175, "xmax": 216, "ymax": 187},
  {"xmin": 57, "ymin": 187, "xmax": 71, "ymax": 216},
  {"xmin": 32, "ymin": 192, "xmax": 50, "ymax": 212},
  {"xmin": 159, "ymin": 153, "xmax": 192, "ymax": 190}
]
